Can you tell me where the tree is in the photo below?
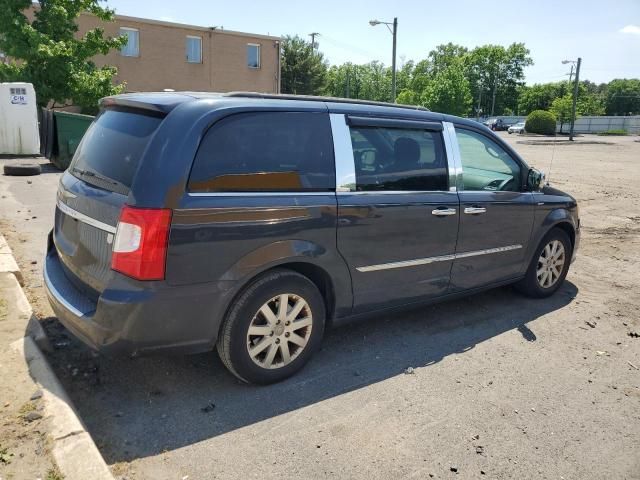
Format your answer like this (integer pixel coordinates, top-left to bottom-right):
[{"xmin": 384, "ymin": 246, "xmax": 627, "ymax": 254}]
[
  {"xmin": 466, "ymin": 43, "xmax": 532, "ymax": 117},
  {"xmin": 550, "ymin": 95, "xmax": 576, "ymax": 133},
  {"xmin": 420, "ymin": 61, "xmax": 472, "ymax": 116},
  {"xmin": 605, "ymin": 79, "xmax": 640, "ymax": 115},
  {"xmin": 0, "ymin": 0, "xmax": 126, "ymax": 113},
  {"xmin": 518, "ymin": 83, "xmax": 563, "ymax": 115},
  {"xmin": 280, "ymin": 35, "xmax": 328, "ymax": 95}
]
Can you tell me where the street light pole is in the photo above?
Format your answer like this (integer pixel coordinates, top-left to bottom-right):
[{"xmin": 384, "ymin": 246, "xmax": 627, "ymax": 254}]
[
  {"xmin": 569, "ymin": 57, "xmax": 581, "ymax": 141},
  {"xmin": 369, "ymin": 17, "xmax": 398, "ymax": 103},
  {"xmin": 391, "ymin": 17, "xmax": 397, "ymax": 103}
]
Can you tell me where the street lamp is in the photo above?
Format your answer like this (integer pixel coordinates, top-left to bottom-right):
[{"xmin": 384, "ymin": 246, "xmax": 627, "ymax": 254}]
[
  {"xmin": 562, "ymin": 58, "xmax": 582, "ymax": 141},
  {"xmin": 369, "ymin": 17, "xmax": 397, "ymax": 103}
]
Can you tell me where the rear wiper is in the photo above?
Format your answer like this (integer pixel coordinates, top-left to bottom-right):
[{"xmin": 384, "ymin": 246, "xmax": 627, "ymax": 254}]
[{"xmin": 71, "ymin": 167, "xmax": 119, "ymax": 187}]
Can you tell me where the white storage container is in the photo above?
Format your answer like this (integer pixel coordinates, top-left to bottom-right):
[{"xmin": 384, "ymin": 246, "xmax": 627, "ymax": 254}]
[{"xmin": 0, "ymin": 82, "xmax": 40, "ymax": 155}]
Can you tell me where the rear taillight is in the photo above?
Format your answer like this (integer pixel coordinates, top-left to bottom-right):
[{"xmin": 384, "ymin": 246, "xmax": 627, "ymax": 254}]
[{"xmin": 111, "ymin": 206, "xmax": 172, "ymax": 280}]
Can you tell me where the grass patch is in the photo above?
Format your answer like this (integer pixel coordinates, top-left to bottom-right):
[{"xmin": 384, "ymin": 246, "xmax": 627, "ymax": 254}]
[
  {"xmin": 597, "ymin": 129, "xmax": 628, "ymax": 136},
  {"xmin": 18, "ymin": 401, "xmax": 36, "ymax": 416},
  {"xmin": 46, "ymin": 466, "xmax": 65, "ymax": 480},
  {"xmin": 0, "ymin": 444, "xmax": 13, "ymax": 464}
]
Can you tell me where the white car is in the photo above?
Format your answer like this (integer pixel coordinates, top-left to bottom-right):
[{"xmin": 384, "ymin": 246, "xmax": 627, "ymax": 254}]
[{"xmin": 508, "ymin": 122, "xmax": 526, "ymax": 134}]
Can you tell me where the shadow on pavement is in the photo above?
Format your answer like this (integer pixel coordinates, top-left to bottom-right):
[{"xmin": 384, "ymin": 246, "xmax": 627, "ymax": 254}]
[{"xmin": 37, "ymin": 281, "xmax": 577, "ymax": 464}]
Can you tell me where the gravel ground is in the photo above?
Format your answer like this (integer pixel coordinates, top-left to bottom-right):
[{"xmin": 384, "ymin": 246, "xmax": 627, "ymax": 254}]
[{"xmin": 0, "ymin": 133, "xmax": 638, "ymax": 480}]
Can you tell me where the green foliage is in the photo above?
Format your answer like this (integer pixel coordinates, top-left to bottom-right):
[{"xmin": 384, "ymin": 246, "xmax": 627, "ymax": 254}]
[
  {"xmin": 324, "ymin": 61, "xmax": 391, "ymax": 102},
  {"xmin": 396, "ymin": 88, "xmax": 420, "ymax": 106},
  {"xmin": 280, "ymin": 35, "xmax": 328, "ymax": 95},
  {"xmin": 577, "ymin": 93, "xmax": 605, "ymax": 116},
  {"xmin": 0, "ymin": 0, "xmax": 126, "ymax": 113},
  {"xmin": 550, "ymin": 95, "xmax": 577, "ymax": 133},
  {"xmin": 605, "ymin": 79, "xmax": 640, "ymax": 115},
  {"xmin": 518, "ymin": 83, "xmax": 564, "ymax": 114},
  {"xmin": 420, "ymin": 61, "xmax": 472, "ymax": 116},
  {"xmin": 597, "ymin": 129, "xmax": 627, "ymax": 136},
  {"xmin": 525, "ymin": 110, "xmax": 556, "ymax": 135}
]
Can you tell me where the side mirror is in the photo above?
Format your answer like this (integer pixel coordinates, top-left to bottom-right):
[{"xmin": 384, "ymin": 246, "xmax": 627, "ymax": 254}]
[{"xmin": 527, "ymin": 168, "xmax": 546, "ymax": 191}]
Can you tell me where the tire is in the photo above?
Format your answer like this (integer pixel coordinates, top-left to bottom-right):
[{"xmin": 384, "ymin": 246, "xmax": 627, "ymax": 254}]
[
  {"xmin": 3, "ymin": 163, "xmax": 42, "ymax": 176},
  {"xmin": 216, "ymin": 269, "xmax": 326, "ymax": 384},
  {"xmin": 515, "ymin": 228, "xmax": 572, "ymax": 298}
]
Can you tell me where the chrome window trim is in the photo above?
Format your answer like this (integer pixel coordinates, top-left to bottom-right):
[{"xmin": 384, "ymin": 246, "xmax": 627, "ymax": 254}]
[
  {"xmin": 187, "ymin": 191, "xmax": 334, "ymax": 197},
  {"xmin": 43, "ymin": 261, "xmax": 86, "ymax": 317},
  {"xmin": 56, "ymin": 199, "xmax": 117, "ymax": 234},
  {"xmin": 442, "ymin": 121, "xmax": 463, "ymax": 192},
  {"xmin": 356, "ymin": 244, "xmax": 522, "ymax": 273},
  {"xmin": 337, "ymin": 190, "xmax": 459, "ymax": 196},
  {"xmin": 330, "ymin": 113, "xmax": 356, "ymax": 192}
]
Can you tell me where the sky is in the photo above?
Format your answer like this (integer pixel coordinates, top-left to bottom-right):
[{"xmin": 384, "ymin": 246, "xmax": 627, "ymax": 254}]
[{"xmin": 104, "ymin": 0, "xmax": 640, "ymax": 85}]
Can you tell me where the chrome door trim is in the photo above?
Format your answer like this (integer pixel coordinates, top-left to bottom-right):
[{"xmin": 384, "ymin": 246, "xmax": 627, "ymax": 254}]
[
  {"xmin": 330, "ymin": 113, "xmax": 356, "ymax": 192},
  {"xmin": 56, "ymin": 199, "xmax": 117, "ymax": 234},
  {"xmin": 432, "ymin": 207, "xmax": 457, "ymax": 216},
  {"xmin": 463, "ymin": 206, "xmax": 487, "ymax": 214},
  {"xmin": 187, "ymin": 191, "xmax": 334, "ymax": 197},
  {"xmin": 442, "ymin": 121, "xmax": 463, "ymax": 192},
  {"xmin": 356, "ymin": 244, "xmax": 522, "ymax": 272}
]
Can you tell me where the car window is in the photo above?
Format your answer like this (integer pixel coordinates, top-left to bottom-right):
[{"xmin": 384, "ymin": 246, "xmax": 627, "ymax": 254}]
[
  {"xmin": 455, "ymin": 128, "xmax": 521, "ymax": 192},
  {"xmin": 189, "ymin": 112, "xmax": 335, "ymax": 192},
  {"xmin": 349, "ymin": 126, "xmax": 448, "ymax": 191},
  {"xmin": 70, "ymin": 109, "xmax": 162, "ymax": 194}
]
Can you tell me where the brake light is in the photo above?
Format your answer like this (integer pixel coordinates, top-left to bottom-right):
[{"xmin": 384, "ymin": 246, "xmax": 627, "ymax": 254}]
[{"xmin": 111, "ymin": 206, "xmax": 172, "ymax": 280}]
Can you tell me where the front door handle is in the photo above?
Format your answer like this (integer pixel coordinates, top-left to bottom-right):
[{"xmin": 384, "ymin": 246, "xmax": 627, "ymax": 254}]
[
  {"xmin": 432, "ymin": 207, "xmax": 457, "ymax": 217},
  {"xmin": 464, "ymin": 206, "xmax": 487, "ymax": 215}
]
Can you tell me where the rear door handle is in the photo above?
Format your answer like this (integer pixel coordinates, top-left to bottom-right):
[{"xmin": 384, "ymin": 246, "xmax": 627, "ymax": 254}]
[
  {"xmin": 431, "ymin": 207, "xmax": 457, "ymax": 217},
  {"xmin": 464, "ymin": 206, "xmax": 487, "ymax": 215}
]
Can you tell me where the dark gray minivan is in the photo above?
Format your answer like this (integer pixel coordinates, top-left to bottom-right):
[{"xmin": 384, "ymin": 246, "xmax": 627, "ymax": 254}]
[{"xmin": 44, "ymin": 92, "xmax": 580, "ymax": 384}]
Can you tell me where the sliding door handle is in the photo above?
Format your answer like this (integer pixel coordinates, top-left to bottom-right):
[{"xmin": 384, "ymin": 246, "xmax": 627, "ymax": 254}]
[
  {"xmin": 464, "ymin": 206, "xmax": 487, "ymax": 215},
  {"xmin": 432, "ymin": 207, "xmax": 457, "ymax": 217}
]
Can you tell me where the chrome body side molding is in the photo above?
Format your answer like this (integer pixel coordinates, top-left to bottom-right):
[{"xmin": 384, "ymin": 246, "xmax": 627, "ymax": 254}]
[{"xmin": 356, "ymin": 244, "xmax": 523, "ymax": 273}]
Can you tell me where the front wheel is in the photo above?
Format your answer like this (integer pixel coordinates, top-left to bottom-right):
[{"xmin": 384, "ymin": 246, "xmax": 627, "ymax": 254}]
[
  {"xmin": 515, "ymin": 228, "xmax": 572, "ymax": 298},
  {"xmin": 216, "ymin": 269, "xmax": 325, "ymax": 384}
]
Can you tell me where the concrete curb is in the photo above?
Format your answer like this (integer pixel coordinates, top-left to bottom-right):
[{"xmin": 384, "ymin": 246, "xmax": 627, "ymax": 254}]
[
  {"xmin": 0, "ymin": 234, "xmax": 23, "ymax": 285},
  {"xmin": 1, "ymin": 233, "xmax": 114, "ymax": 480}
]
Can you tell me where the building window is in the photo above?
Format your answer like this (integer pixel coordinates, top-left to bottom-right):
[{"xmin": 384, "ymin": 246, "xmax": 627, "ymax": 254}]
[
  {"xmin": 186, "ymin": 35, "xmax": 202, "ymax": 63},
  {"xmin": 247, "ymin": 43, "xmax": 260, "ymax": 68},
  {"xmin": 120, "ymin": 27, "xmax": 139, "ymax": 57}
]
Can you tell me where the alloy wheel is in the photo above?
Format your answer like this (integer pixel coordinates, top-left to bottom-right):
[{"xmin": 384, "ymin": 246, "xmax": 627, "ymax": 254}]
[
  {"xmin": 536, "ymin": 240, "xmax": 566, "ymax": 288},
  {"xmin": 246, "ymin": 294, "xmax": 313, "ymax": 369}
]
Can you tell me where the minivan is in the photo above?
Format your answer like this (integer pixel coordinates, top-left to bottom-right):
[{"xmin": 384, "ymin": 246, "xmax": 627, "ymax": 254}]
[{"xmin": 44, "ymin": 92, "xmax": 580, "ymax": 384}]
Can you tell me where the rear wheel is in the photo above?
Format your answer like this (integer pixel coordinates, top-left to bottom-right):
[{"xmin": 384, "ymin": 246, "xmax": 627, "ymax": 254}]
[
  {"xmin": 216, "ymin": 269, "xmax": 325, "ymax": 384},
  {"xmin": 515, "ymin": 228, "xmax": 572, "ymax": 298}
]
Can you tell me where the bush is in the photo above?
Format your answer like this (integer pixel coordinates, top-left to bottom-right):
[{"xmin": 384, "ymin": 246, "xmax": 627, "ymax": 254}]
[
  {"xmin": 597, "ymin": 129, "xmax": 628, "ymax": 136},
  {"xmin": 525, "ymin": 110, "xmax": 556, "ymax": 135}
]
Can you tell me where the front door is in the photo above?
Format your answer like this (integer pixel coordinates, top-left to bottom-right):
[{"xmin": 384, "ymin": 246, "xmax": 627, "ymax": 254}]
[
  {"xmin": 450, "ymin": 126, "xmax": 535, "ymax": 291},
  {"xmin": 332, "ymin": 114, "xmax": 460, "ymax": 313}
]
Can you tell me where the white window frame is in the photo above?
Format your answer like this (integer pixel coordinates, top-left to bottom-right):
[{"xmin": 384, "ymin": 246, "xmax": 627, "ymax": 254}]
[
  {"xmin": 120, "ymin": 27, "xmax": 139, "ymax": 57},
  {"xmin": 186, "ymin": 35, "xmax": 202, "ymax": 64},
  {"xmin": 247, "ymin": 43, "xmax": 261, "ymax": 69}
]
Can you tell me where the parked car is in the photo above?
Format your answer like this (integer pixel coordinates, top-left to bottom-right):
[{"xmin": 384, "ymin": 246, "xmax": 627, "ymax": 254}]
[
  {"xmin": 44, "ymin": 92, "xmax": 580, "ymax": 384},
  {"xmin": 509, "ymin": 122, "xmax": 526, "ymax": 134},
  {"xmin": 483, "ymin": 118, "xmax": 509, "ymax": 131}
]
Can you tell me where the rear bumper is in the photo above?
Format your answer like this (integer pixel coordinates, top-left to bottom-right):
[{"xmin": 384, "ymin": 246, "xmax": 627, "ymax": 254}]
[{"xmin": 44, "ymin": 247, "xmax": 234, "ymax": 355}]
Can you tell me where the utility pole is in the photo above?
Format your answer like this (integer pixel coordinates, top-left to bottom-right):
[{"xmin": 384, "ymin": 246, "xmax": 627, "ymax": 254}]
[
  {"xmin": 569, "ymin": 57, "xmax": 581, "ymax": 141},
  {"xmin": 309, "ymin": 32, "xmax": 319, "ymax": 53},
  {"xmin": 391, "ymin": 17, "xmax": 397, "ymax": 103}
]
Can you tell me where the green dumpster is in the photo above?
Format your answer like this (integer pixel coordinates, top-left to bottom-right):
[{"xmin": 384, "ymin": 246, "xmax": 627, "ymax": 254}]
[{"xmin": 51, "ymin": 111, "xmax": 94, "ymax": 170}]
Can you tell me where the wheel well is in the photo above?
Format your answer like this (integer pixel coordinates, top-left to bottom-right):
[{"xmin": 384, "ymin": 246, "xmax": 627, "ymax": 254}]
[
  {"xmin": 553, "ymin": 222, "xmax": 576, "ymax": 250},
  {"xmin": 275, "ymin": 262, "xmax": 336, "ymax": 322}
]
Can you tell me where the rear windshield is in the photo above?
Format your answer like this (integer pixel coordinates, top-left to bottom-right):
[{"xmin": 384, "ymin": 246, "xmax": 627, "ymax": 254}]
[{"xmin": 69, "ymin": 109, "xmax": 162, "ymax": 194}]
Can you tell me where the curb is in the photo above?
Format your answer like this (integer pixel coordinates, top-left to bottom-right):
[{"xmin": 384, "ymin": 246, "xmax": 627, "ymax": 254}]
[
  {"xmin": 1, "ymin": 234, "xmax": 114, "ymax": 480},
  {"xmin": 0, "ymin": 234, "xmax": 23, "ymax": 285}
]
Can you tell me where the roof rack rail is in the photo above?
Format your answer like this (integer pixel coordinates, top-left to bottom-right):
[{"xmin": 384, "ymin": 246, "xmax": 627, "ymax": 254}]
[{"xmin": 224, "ymin": 92, "xmax": 430, "ymax": 112}]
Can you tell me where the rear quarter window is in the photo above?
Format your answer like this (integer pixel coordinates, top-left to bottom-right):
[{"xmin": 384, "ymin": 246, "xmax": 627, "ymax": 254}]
[
  {"xmin": 70, "ymin": 109, "xmax": 162, "ymax": 194},
  {"xmin": 188, "ymin": 112, "xmax": 335, "ymax": 193}
]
